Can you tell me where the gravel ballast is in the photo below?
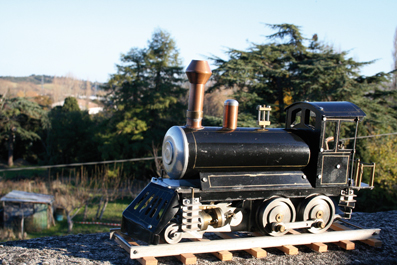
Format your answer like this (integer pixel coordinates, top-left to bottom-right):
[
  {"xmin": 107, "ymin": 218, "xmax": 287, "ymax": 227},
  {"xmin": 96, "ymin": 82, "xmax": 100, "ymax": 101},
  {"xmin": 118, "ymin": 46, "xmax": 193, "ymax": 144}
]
[{"xmin": 1, "ymin": 210, "xmax": 396, "ymax": 265}]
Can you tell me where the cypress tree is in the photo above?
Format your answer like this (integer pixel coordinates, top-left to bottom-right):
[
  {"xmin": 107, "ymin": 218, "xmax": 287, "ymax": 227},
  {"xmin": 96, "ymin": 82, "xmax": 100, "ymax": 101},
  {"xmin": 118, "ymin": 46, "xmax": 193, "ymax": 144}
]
[
  {"xmin": 209, "ymin": 24, "xmax": 392, "ymax": 127},
  {"xmin": 0, "ymin": 97, "xmax": 49, "ymax": 166},
  {"xmin": 100, "ymin": 29, "xmax": 186, "ymax": 177}
]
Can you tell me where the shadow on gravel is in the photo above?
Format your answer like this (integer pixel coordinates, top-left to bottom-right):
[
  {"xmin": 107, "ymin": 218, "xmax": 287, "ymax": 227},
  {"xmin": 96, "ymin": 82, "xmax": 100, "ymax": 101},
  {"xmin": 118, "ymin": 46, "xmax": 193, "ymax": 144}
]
[{"xmin": 2, "ymin": 232, "xmax": 139, "ymax": 265}]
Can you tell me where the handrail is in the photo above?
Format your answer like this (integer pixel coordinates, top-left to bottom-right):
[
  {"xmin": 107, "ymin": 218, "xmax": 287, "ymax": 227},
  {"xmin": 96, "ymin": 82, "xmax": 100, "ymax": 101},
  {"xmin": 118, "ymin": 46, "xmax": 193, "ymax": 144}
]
[{"xmin": 353, "ymin": 159, "xmax": 375, "ymax": 189}]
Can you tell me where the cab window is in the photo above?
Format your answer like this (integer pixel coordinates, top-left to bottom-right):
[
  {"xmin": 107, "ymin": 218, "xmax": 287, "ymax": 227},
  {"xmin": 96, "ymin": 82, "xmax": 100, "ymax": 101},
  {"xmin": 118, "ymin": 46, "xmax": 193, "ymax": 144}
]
[
  {"xmin": 339, "ymin": 120, "xmax": 356, "ymax": 150},
  {"xmin": 290, "ymin": 108, "xmax": 302, "ymax": 127},
  {"xmin": 305, "ymin": 110, "xmax": 316, "ymax": 129},
  {"xmin": 323, "ymin": 121, "xmax": 337, "ymax": 151}
]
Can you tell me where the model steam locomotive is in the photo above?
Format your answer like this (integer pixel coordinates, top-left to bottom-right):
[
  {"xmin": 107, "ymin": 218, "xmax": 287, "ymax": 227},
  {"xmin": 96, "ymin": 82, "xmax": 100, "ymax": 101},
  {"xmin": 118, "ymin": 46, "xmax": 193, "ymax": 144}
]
[{"xmin": 121, "ymin": 60, "xmax": 375, "ymax": 245}]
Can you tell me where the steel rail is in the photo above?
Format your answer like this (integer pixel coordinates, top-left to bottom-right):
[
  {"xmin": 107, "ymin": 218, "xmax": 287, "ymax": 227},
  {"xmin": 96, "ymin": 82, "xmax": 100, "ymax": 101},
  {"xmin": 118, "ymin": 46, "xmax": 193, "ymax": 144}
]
[{"xmin": 111, "ymin": 228, "xmax": 380, "ymax": 259}]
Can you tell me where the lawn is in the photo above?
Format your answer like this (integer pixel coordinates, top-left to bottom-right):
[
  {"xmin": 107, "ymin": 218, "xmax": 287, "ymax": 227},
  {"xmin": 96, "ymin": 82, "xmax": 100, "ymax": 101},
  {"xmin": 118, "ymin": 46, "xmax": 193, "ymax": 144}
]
[
  {"xmin": 27, "ymin": 198, "xmax": 133, "ymax": 239},
  {"xmin": 0, "ymin": 167, "xmax": 48, "ymax": 180}
]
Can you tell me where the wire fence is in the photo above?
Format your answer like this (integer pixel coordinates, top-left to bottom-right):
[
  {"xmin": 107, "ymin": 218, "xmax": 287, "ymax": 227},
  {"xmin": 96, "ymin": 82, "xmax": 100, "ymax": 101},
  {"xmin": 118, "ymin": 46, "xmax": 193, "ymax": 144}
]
[
  {"xmin": 1, "ymin": 131, "xmax": 396, "ymax": 173},
  {"xmin": 341, "ymin": 132, "xmax": 397, "ymax": 140},
  {"xmin": 0, "ymin": 157, "xmax": 161, "ymax": 172}
]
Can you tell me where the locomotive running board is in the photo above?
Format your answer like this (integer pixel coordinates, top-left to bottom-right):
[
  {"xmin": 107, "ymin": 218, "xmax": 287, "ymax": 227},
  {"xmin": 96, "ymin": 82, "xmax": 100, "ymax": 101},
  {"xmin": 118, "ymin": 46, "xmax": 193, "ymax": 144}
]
[{"xmin": 110, "ymin": 225, "xmax": 380, "ymax": 259}]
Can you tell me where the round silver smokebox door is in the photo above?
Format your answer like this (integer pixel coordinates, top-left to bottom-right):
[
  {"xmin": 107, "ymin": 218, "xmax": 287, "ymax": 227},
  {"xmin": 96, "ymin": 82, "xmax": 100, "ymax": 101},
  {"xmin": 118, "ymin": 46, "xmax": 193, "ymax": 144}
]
[
  {"xmin": 163, "ymin": 141, "xmax": 174, "ymax": 165},
  {"xmin": 162, "ymin": 126, "xmax": 189, "ymax": 179}
]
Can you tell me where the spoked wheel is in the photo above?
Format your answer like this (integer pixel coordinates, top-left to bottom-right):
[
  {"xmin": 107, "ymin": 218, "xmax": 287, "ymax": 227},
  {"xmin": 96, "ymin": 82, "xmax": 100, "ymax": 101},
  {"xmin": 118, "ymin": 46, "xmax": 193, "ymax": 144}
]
[
  {"xmin": 162, "ymin": 223, "xmax": 182, "ymax": 244},
  {"xmin": 298, "ymin": 195, "xmax": 335, "ymax": 233},
  {"xmin": 257, "ymin": 197, "xmax": 296, "ymax": 236}
]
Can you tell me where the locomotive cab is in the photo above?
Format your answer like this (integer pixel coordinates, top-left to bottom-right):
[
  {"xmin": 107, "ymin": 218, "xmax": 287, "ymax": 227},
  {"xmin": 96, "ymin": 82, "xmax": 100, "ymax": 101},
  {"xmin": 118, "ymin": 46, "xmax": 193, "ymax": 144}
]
[{"xmin": 285, "ymin": 101, "xmax": 366, "ymax": 188}]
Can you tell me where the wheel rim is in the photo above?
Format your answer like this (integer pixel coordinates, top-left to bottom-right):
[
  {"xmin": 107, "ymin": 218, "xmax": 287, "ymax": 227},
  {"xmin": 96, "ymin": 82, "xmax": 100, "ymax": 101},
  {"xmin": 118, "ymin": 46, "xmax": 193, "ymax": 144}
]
[
  {"xmin": 163, "ymin": 223, "xmax": 182, "ymax": 244},
  {"xmin": 258, "ymin": 197, "xmax": 296, "ymax": 236},
  {"xmin": 299, "ymin": 195, "xmax": 335, "ymax": 233}
]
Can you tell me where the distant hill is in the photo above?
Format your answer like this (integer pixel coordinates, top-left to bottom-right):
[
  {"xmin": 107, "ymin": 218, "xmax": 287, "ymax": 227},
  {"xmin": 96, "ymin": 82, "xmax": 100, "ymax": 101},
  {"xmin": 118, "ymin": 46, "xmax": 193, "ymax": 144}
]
[
  {"xmin": 0, "ymin": 74, "xmax": 54, "ymax": 85},
  {"xmin": 0, "ymin": 75, "xmax": 106, "ymax": 107}
]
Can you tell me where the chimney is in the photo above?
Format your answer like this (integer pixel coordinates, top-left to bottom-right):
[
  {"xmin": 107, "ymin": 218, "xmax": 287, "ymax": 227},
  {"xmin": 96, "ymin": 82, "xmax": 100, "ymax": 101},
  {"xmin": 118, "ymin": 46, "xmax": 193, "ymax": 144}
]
[{"xmin": 185, "ymin": 60, "xmax": 212, "ymax": 129}]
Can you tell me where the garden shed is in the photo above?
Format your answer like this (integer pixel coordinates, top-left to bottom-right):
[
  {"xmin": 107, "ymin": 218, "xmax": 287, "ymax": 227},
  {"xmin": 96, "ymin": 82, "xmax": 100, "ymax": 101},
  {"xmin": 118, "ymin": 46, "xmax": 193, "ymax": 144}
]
[{"xmin": 1, "ymin": 190, "xmax": 55, "ymax": 234}]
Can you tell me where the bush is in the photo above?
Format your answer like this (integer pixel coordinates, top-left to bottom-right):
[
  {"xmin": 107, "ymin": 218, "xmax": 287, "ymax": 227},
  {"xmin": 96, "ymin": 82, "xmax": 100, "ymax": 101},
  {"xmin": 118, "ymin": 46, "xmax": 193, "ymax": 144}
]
[{"xmin": 356, "ymin": 186, "xmax": 397, "ymax": 212}]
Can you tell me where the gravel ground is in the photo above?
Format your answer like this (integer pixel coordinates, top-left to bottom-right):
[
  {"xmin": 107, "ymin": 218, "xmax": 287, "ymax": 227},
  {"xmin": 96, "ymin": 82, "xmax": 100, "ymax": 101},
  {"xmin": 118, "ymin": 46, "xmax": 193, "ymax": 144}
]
[{"xmin": 1, "ymin": 210, "xmax": 396, "ymax": 265}]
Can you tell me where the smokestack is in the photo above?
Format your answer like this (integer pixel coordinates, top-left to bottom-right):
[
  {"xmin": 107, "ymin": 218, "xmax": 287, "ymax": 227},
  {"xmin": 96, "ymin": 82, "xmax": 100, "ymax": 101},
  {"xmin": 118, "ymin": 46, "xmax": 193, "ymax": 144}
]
[
  {"xmin": 222, "ymin": 99, "xmax": 239, "ymax": 131},
  {"xmin": 185, "ymin": 60, "xmax": 212, "ymax": 129}
]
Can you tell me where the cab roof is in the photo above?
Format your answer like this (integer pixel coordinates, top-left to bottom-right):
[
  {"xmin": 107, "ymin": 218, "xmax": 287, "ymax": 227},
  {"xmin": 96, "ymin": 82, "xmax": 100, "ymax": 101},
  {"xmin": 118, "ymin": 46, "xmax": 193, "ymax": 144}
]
[{"xmin": 285, "ymin": 101, "xmax": 366, "ymax": 119}]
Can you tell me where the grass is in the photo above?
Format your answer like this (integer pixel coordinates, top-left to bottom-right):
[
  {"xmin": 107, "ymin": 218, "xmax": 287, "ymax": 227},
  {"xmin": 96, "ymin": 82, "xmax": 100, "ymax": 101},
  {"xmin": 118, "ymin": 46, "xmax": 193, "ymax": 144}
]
[
  {"xmin": 26, "ymin": 198, "xmax": 133, "ymax": 239},
  {"xmin": 0, "ymin": 168, "xmax": 48, "ymax": 180},
  {"xmin": 0, "ymin": 165, "xmax": 145, "ymax": 241}
]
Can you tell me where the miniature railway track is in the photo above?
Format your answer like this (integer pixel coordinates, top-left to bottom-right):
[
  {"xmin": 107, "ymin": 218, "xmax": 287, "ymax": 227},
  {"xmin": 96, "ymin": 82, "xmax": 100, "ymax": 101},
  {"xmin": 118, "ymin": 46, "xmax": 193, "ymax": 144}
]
[{"xmin": 110, "ymin": 221, "xmax": 381, "ymax": 265}]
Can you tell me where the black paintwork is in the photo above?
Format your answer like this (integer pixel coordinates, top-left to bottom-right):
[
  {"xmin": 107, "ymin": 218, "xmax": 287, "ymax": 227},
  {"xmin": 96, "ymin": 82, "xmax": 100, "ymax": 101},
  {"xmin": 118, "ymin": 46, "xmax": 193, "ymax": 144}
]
[
  {"xmin": 285, "ymin": 101, "xmax": 366, "ymax": 128},
  {"xmin": 121, "ymin": 101, "xmax": 368, "ymax": 244},
  {"xmin": 121, "ymin": 182, "xmax": 179, "ymax": 245},
  {"xmin": 182, "ymin": 127, "xmax": 311, "ymax": 179},
  {"xmin": 199, "ymin": 171, "xmax": 311, "ymax": 190}
]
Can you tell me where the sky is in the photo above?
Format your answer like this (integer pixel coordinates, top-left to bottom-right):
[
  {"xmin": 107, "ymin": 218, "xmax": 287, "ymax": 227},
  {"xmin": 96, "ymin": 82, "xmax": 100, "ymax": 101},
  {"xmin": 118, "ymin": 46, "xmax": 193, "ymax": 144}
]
[{"xmin": 1, "ymin": 0, "xmax": 396, "ymax": 83}]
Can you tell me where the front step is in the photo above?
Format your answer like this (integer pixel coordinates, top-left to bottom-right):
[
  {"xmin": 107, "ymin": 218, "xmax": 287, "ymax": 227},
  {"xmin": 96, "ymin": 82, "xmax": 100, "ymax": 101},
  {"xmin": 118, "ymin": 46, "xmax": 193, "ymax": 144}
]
[{"xmin": 339, "ymin": 189, "xmax": 357, "ymax": 218}]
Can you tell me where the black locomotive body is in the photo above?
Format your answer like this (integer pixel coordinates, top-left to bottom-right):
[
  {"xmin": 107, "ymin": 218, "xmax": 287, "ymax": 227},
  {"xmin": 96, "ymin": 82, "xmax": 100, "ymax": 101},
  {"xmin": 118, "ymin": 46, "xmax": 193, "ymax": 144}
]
[{"xmin": 121, "ymin": 60, "xmax": 375, "ymax": 245}]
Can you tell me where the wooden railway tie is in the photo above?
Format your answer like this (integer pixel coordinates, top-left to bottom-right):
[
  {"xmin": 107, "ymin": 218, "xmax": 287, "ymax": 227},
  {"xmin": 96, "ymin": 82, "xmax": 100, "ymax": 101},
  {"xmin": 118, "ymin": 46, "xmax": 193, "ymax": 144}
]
[{"xmin": 110, "ymin": 221, "xmax": 381, "ymax": 265}]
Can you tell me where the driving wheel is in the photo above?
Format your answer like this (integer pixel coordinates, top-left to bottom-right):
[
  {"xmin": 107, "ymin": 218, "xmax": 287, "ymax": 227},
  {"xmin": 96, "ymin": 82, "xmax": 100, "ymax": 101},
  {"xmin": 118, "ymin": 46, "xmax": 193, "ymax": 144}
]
[
  {"xmin": 257, "ymin": 197, "xmax": 296, "ymax": 236},
  {"xmin": 298, "ymin": 195, "xmax": 335, "ymax": 233}
]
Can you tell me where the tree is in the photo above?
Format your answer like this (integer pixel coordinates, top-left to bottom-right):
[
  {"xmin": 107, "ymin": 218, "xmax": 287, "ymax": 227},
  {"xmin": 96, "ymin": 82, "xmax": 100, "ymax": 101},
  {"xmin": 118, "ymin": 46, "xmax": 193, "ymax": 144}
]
[
  {"xmin": 85, "ymin": 80, "xmax": 91, "ymax": 110},
  {"xmin": 63, "ymin": 97, "xmax": 80, "ymax": 112},
  {"xmin": 355, "ymin": 133, "xmax": 397, "ymax": 212},
  {"xmin": 45, "ymin": 99, "xmax": 99, "ymax": 165},
  {"xmin": 100, "ymin": 29, "xmax": 186, "ymax": 177},
  {"xmin": 52, "ymin": 174, "xmax": 89, "ymax": 233},
  {"xmin": 0, "ymin": 97, "xmax": 49, "ymax": 166},
  {"xmin": 0, "ymin": 79, "xmax": 14, "ymax": 97},
  {"xmin": 52, "ymin": 74, "xmax": 83, "ymax": 102},
  {"xmin": 368, "ymin": 135, "xmax": 397, "ymax": 189},
  {"xmin": 209, "ymin": 24, "xmax": 390, "ymax": 126},
  {"xmin": 32, "ymin": 95, "xmax": 53, "ymax": 110},
  {"xmin": 392, "ymin": 27, "xmax": 397, "ymax": 90}
]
